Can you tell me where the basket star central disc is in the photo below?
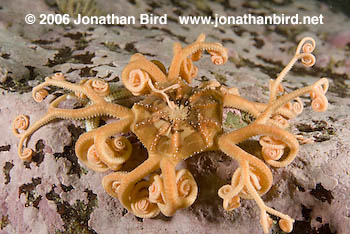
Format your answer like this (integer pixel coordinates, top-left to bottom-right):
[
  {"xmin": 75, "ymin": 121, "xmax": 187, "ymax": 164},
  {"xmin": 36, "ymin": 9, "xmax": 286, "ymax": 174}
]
[{"xmin": 132, "ymin": 81, "xmax": 223, "ymax": 160}]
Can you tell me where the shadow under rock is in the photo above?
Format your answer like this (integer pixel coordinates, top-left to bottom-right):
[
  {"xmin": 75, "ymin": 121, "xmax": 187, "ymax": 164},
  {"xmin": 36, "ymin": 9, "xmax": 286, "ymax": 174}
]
[{"xmin": 185, "ymin": 151, "xmax": 234, "ymax": 223}]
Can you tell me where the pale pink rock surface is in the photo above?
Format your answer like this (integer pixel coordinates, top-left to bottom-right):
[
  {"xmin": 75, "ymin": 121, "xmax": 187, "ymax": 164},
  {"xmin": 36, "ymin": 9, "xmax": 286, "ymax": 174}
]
[{"xmin": 328, "ymin": 31, "xmax": 350, "ymax": 49}]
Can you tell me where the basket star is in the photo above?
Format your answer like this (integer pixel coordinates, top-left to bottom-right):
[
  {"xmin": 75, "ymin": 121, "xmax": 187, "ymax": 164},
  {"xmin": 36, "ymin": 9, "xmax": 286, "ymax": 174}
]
[{"xmin": 13, "ymin": 34, "xmax": 329, "ymax": 233}]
